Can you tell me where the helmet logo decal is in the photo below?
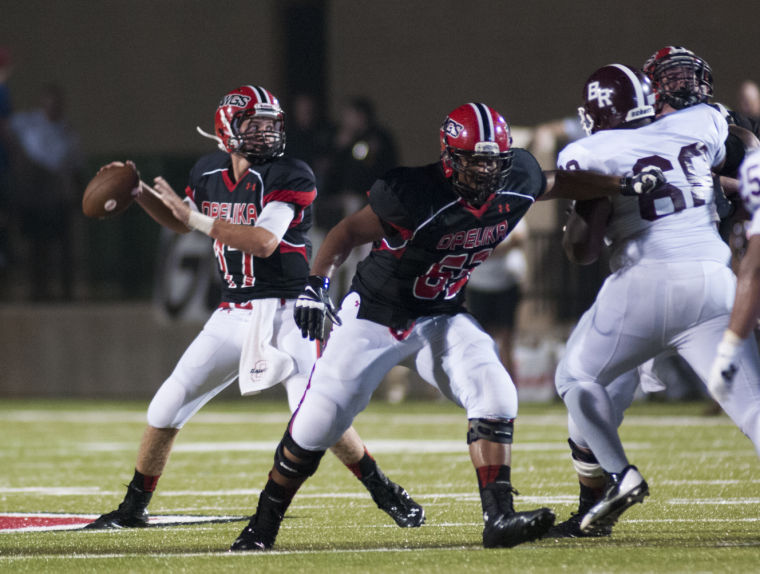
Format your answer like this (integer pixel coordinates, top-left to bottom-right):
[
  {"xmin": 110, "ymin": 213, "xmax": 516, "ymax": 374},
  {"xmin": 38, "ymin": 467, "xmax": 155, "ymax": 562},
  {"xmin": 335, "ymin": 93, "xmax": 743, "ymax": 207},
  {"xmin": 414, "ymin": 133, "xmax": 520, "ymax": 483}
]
[
  {"xmin": 443, "ymin": 118, "xmax": 465, "ymax": 139},
  {"xmin": 220, "ymin": 93, "xmax": 251, "ymax": 108},
  {"xmin": 587, "ymin": 81, "xmax": 613, "ymax": 107}
]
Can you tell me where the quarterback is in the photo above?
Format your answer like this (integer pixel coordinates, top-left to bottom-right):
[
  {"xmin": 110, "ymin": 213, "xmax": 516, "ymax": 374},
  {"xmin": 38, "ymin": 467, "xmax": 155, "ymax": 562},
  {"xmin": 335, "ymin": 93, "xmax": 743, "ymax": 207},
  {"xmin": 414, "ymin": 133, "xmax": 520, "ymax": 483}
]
[{"xmin": 86, "ymin": 85, "xmax": 423, "ymax": 531}]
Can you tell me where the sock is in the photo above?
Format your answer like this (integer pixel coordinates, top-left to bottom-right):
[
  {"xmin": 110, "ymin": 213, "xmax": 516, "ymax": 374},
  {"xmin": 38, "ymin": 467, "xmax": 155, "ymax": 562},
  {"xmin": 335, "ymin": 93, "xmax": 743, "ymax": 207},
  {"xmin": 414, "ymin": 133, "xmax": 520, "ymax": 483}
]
[
  {"xmin": 579, "ymin": 481, "xmax": 604, "ymax": 512},
  {"xmin": 347, "ymin": 448, "xmax": 378, "ymax": 480},
  {"xmin": 262, "ymin": 473, "xmax": 298, "ymax": 513},
  {"xmin": 130, "ymin": 469, "xmax": 160, "ymax": 493},
  {"xmin": 476, "ymin": 465, "xmax": 510, "ymax": 489},
  {"xmin": 477, "ymin": 465, "xmax": 513, "ymax": 516}
]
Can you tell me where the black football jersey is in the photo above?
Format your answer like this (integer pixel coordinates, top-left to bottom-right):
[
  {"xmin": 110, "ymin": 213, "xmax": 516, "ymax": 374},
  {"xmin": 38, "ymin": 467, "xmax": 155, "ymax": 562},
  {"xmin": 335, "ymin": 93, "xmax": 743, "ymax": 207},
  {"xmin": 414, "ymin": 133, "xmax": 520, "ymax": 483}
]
[
  {"xmin": 186, "ymin": 151, "xmax": 315, "ymax": 303},
  {"xmin": 351, "ymin": 148, "xmax": 546, "ymax": 329}
]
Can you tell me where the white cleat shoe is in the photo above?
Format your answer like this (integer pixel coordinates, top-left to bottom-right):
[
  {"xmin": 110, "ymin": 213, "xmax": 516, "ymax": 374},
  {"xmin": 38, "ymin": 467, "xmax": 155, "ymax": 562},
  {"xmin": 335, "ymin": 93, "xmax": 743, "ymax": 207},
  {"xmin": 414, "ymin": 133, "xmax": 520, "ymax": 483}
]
[{"xmin": 580, "ymin": 465, "xmax": 649, "ymax": 533}]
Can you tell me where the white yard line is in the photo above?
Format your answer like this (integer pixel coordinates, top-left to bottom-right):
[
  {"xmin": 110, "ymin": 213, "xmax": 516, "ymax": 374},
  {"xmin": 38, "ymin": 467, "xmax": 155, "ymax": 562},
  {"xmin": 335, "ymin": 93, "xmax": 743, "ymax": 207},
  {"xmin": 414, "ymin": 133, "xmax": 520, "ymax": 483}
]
[
  {"xmin": 2, "ymin": 532, "xmax": 760, "ymax": 561},
  {"xmin": 0, "ymin": 410, "xmax": 738, "ymax": 427},
  {"xmin": 2, "ymin": 484, "xmax": 759, "ymax": 505},
  {"xmin": 79, "ymin": 439, "xmax": 654, "ymax": 453}
]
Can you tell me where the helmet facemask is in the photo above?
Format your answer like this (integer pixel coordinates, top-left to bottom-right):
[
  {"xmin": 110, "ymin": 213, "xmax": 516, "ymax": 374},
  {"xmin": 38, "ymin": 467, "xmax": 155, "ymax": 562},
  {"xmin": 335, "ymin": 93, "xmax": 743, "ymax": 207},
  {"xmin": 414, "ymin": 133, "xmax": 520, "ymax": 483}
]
[
  {"xmin": 231, "ymin": 109, "xmax": 286, "ymax": 164},
  {"xmin": 645, "ymin": 49, "xmax": 713, "ymax": 111},
  {"xmin": 445, "ymin": 142, "xmax": 513, "ymax": 207}
]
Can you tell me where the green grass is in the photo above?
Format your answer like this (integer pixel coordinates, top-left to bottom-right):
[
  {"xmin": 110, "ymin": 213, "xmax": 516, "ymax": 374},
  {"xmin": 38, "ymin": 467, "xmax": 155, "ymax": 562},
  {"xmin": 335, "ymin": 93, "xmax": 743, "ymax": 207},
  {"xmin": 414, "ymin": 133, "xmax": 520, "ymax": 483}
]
[{"xmin": 0, "ymin": 398, "xmax": 757, "ymax": 573}]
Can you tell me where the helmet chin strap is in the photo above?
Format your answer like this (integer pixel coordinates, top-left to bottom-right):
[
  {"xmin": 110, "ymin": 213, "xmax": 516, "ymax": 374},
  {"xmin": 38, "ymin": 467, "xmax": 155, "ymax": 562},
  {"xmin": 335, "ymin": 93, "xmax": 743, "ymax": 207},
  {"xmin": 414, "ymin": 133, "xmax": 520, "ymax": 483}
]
[{"xmin": 196, "ymin": 126, "xmax": 227, "ymax": 153}]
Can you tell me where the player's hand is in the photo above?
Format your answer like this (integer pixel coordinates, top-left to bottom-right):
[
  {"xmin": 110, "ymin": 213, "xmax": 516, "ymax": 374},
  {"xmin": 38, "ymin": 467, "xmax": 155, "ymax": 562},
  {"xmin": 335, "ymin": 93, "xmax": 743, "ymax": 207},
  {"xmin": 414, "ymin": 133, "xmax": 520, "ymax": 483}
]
[
  {"xmin": 125, "ymin": 161, "xmax": 143, "ymax": 198},
  {"xmin": 152, "ymin": 176, "xmax": 191, "ymax": 225},
  {"xmin": 620, "ymin": 166, "xmax": 666, "ymax": 196},
  {"xmin": 707, "ymin": 330, "xmax": 742, "ymax": 402},
  {"xmin": 293, "ymin": 275, "xmax": 342, "ymax": 341},
  {"xmin": 98, "ymin": 160, "xmax": 143, "ymax": 199}
]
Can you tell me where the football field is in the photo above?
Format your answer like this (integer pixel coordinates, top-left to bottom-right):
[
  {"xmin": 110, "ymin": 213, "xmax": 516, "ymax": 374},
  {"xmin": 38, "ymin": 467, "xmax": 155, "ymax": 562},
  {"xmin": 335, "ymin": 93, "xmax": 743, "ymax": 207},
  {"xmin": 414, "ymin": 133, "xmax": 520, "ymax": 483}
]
[{"xmin": 0, "ymin": 398, "xmax": 757, "ymax": 573}]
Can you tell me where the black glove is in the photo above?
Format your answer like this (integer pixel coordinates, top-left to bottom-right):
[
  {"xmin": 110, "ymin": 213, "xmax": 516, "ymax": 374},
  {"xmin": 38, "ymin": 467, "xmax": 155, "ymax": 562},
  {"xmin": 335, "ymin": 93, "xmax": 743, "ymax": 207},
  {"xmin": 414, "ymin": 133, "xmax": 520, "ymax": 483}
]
[
  {"xmin": 620, "ymin": 166, "xmax": 666, "ymax": 196},
  {"xmin": 293, "ymin": 275, "xmax": 342, "ymax": 341}
]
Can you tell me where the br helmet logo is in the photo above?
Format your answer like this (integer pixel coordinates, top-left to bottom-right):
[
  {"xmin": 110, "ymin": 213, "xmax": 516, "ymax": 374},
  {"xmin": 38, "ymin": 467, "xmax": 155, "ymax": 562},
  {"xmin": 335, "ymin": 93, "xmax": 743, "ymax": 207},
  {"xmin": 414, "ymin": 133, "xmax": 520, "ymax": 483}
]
[{"xmin": 587, "ymin": 81, "xmax": 614, "ymax": 107}]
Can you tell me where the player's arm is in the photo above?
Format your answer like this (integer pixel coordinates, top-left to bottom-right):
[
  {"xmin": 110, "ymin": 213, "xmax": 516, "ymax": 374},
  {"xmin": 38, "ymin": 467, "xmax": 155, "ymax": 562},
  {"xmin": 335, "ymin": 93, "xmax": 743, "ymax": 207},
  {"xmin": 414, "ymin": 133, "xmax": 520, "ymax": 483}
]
[
  {"xmin": 203, "ymin": 202, "xmax": 290, "ymax": 258},
  {"xmin": 719, "ymin": 125, "xmax": 760, "ymax": 197},
  {"xmin": 150, "ymin": 175, "xmax": 290, "ymax": 258},
  {"xmin": 708, "ymin": 150, "xmax": 760, "ymax": 401},
  {"xmin": 310, "ymin": 205, "xmax": 386, "ymax": 279},
  {"xmin": 91, "ymin": 160, "xmax": 190, "ymax": 234},
  {"xmin": 729, "ymin": 235, "xmax": 760, "ymax": 339},
  {"xmin": 708, "ymin": 236, "xmax": 760, "ymax": 402},
  {"xmin": 562, "ymin": 197, "xmax": 612, "ymax": 265},
  {"xmin": 134, "ymin": 181, "xmax": 191, "ymax": 234},
  {"xmin": 539, "ymin": 168, "xmax": 664, "ymax": 201},
  {"xmin": 294, "ymin": 205, "xmax": 386, "ymax": 341}
]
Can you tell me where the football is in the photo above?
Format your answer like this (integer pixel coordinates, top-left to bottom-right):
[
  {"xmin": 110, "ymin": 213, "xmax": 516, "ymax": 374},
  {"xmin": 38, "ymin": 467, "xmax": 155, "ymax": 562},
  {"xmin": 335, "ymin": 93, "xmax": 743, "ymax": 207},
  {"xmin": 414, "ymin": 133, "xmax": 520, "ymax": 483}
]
[{"xmin": 82, "ymin": 162, "xmax": 139, "ymax": 219}]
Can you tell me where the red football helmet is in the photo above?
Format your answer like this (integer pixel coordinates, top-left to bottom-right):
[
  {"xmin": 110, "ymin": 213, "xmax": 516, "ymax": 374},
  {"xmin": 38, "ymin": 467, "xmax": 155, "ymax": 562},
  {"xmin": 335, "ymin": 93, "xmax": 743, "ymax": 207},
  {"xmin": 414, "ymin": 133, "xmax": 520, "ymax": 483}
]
[
  {"xmin": 642, "ymin": 46, "xmax": 713, "ymax": 111},
  {"xmin": 213, "ymin": 85, "xmax": 285, "ymax": 163},
  {"xmin": 578, "ymin": 64, "xmax": 656, "ymax": 136},
  {"xmin": 440, "ymin": 103, "xmax": 513, "ymax": 206}
]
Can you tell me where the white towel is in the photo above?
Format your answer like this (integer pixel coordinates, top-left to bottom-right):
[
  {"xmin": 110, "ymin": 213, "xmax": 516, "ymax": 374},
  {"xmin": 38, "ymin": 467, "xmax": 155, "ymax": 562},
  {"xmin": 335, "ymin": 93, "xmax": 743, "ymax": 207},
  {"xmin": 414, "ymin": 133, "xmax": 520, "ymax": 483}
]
[
  {"xmin": 238, "ymin": 299, "xmax": 295, "ymax": 396},
  {"xmin": 638, "ymin": 357, "xmax": 666, "ymax": 393}
]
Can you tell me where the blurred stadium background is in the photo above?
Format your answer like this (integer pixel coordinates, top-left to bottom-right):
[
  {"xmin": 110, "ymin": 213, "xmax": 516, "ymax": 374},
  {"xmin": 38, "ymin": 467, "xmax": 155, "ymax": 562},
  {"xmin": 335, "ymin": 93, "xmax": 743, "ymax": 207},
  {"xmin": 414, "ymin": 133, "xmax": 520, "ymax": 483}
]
[{"xmin": 0, "ymin": 0, "xmax": 757, "ymax": 399}]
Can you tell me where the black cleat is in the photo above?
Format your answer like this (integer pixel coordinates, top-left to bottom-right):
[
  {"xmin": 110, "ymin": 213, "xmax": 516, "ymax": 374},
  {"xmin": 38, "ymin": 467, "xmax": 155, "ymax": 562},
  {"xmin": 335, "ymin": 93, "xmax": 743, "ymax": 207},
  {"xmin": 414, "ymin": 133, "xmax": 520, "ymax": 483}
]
[
  {"xmin": 545, "ymin": 511, "xmax": 612, "ymax": 538},
  {"xmin": 361, "ymin": 469, "xmax": 425, "ymax": 528},
  {"xmin": 84, "ymin": 484, "xmax": 151, "ymax": 529},
  {"xmin": 580, "ymin": 465, "xmax": 649, "ymax": 533},
  {"xmin": 480, "ymin": 480, "xmax": 554, "ymax": 548},
  {"xmin": 230, "ymin": 492, "xmax": 285, "ymax": 551},
  {"xmin": 84, "ymin": 507, "xmax": 149, "ymax": 529},
  {"xmin": 230, "ymin": 517, "xmax": 274, "ymax": 552},
  {"xmin": 483, "ymin": 507, "xmax": 556, "ymax": 548}
]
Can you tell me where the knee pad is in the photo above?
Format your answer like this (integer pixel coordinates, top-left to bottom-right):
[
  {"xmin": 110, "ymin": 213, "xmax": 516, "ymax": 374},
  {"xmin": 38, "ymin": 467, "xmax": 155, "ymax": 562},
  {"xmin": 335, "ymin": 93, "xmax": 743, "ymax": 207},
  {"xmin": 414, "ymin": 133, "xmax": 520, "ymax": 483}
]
[
  {"xmin": 467, "ymin": 418, "xmax": 514, "ymax": 445},
  {"xmin": 568, "ymin": 438, "xmax": 604, "ymax": 479},
  {"xmin": 273, "ymin": 430, "xmax": 326, "ymax": 480}
]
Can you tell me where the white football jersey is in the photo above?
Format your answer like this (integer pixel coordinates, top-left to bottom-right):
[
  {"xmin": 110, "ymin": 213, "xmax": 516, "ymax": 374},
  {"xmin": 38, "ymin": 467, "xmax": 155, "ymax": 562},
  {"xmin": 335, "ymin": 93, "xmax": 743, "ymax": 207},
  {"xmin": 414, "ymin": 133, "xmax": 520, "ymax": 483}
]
[
  {"xmin": 557, "ymin": 104, "xmax": 729, "ymax": 269},
  {"xmin": 739, "ymin": 149, "xmax": 760, "ymax": 237}
]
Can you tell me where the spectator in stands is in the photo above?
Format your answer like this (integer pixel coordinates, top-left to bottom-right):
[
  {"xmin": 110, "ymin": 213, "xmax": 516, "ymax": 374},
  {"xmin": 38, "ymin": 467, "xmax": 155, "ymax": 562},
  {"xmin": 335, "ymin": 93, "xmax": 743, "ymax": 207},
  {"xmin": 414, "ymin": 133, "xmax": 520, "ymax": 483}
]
[
  {"xmin": 318, "ymin": 96, "xmax": 398, "ymax": 231},
  {"xmin": 737, "ymin": 80, "xmax": 760, "ymax": 121},
  {"xmin": 9, "ymin": 83, "xmax": 85, "ymax": 300},
  {"xmin": 317, "ymin": 96, "xmax": 399, "ymax": 296},
  {"xmin": 285, "ymin": 92, "xmax": 334, "ymax": 190},
  {"xmin": 0, "ymin": 46, "xmax": 13, "ymax": 279}
]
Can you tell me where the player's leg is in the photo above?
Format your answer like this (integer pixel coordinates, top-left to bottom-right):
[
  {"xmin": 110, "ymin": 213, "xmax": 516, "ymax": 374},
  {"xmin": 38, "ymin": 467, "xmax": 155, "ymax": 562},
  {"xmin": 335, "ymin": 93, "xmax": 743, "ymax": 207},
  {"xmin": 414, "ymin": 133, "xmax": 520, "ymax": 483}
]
[
  {"xmin": 86, "ymin": 306, "xmax": 248, "ymax": 529},
  {"xmin": 232, "ymin": 292, "xmax": 416, "ymax": 550},
  {"xmin": 276, "ymin": 297, "xmax": 425, "ymax": 527},
  {"xmin": 555, "ymin": 268, "xmax": 664, "ymax": 533},
  {"xmin": 547, "ymin": 367, "xmax": 640, "ymax": 538},
  {"xmin": 331, "ymin": 426, "xmax": 425, "ymax": 527},
  {"xmin": 414, "ymin": 313, "xmax": 554, "ymax": 547},
  {"xmin": 677, "ymin": 317, "xmax": 760, "ymax": 457}
]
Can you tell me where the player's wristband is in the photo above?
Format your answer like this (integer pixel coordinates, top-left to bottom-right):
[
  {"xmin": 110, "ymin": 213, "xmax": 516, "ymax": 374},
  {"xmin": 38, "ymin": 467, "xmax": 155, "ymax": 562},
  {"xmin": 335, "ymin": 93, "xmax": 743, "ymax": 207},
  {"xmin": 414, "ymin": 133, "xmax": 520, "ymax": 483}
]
[
  {"xmin": 187, "ymin": 211, "xmax": 215, "ymax": 235},
  {"xmin": 718, "ymin": 329, "xmax": 743, "ymax": 358}
]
